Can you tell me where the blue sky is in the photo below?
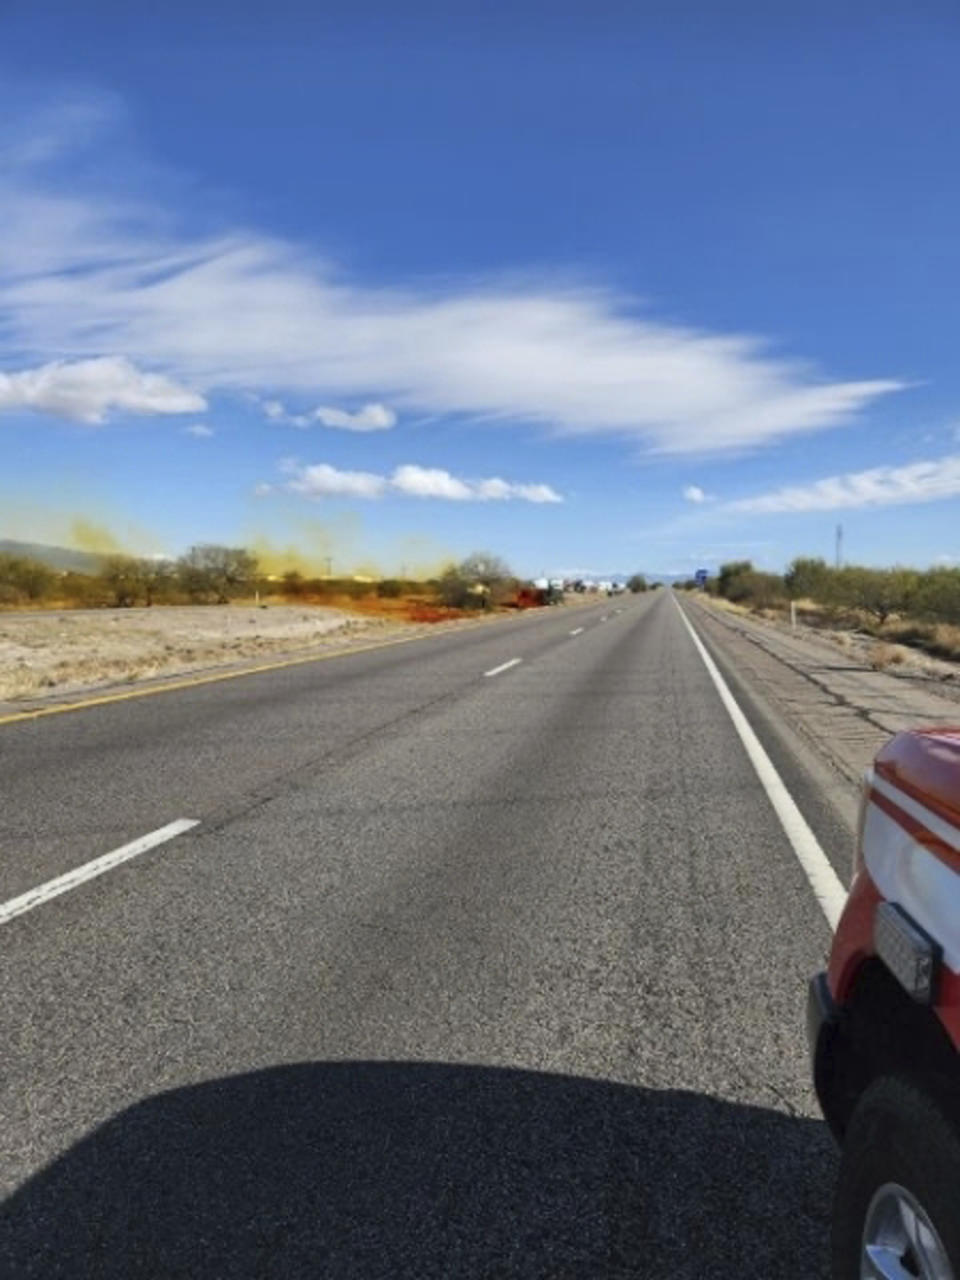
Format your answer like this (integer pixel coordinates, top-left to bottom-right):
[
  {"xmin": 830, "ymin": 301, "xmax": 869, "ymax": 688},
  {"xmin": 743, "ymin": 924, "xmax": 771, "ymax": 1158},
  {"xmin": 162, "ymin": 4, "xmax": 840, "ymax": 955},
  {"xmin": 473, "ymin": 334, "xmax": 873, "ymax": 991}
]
[{"xmin": 2, "ymin": 0, "xmax": 959, "ymax": 576}]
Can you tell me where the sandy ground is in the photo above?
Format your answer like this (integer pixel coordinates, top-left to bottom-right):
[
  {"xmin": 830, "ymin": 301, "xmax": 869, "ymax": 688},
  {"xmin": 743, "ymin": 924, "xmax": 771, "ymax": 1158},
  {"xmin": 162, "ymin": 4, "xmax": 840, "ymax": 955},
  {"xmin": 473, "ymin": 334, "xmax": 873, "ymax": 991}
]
[{"xmin": 0, "ymin": 605, "xmax": 405, "ymax": 702}]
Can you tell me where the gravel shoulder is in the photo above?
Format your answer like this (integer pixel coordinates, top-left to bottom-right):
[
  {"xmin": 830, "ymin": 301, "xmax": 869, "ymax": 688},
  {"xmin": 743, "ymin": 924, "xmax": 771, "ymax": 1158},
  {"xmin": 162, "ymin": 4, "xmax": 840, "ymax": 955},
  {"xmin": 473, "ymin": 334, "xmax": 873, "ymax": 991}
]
[{"xmin": 687, "ymin": 593, "xmax": 960, "ymax": 789}]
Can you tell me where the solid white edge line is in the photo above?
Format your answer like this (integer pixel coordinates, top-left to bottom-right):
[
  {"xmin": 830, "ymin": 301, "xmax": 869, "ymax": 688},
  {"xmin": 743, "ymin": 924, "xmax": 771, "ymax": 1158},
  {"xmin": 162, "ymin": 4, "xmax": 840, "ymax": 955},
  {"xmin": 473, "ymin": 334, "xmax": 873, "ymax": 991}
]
[
  {"xmin": 569, "ymin": 627, "xmax": 584, "ymax": 636},
  {"xmin": 0, "ymin": 819, "xmax": 200, "ymax": 926},
  {"xmin": 672, "ymin": 595, "xmax": 847, "ymax": 931},
  {"xmin": 484, "ymin": 657, "xmax": 523, "ymax": 678}
]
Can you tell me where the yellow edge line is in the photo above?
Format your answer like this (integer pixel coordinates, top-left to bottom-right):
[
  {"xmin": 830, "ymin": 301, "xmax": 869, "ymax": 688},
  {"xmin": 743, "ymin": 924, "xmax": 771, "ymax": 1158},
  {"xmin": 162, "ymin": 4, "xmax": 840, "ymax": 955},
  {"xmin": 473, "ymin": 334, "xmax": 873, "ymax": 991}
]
[{"xmin": 0, "ymin": 627, "xmax": 448, "ymax": 727}]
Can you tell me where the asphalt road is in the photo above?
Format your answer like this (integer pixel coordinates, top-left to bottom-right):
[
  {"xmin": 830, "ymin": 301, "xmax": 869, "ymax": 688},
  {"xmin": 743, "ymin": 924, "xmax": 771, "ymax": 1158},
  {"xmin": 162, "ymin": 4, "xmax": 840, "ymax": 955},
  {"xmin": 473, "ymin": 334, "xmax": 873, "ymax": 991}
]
[{"xmin": 0, "ymin": 590, "xmax": 847, "ymax": 1278}]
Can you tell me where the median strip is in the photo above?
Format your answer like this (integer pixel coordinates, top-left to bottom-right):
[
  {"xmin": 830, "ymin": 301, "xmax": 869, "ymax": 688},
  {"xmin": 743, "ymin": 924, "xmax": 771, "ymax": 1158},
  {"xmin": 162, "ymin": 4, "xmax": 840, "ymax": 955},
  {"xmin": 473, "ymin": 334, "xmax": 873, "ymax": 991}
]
[
  {"xmin": 484, "ymin": 657, "xmax": 522, "ymax": 678},
  {"xmin": 0, "ymin": 819, "xmax": 199, "ymax": 926}
]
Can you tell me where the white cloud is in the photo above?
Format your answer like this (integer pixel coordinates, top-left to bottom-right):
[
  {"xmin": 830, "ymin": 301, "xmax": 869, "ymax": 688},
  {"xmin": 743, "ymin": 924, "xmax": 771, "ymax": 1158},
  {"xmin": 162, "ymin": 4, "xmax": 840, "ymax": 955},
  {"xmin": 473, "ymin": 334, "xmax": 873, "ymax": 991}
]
[
  {"xmin": 285, "ymin": 463, "xmax": 387, "ymax": 500},
  {"xmin": 313, "ymin": 402, "xmax": 396, "ymax": 431},
  {"xmin": 0, "ymin": 356, "xmax": 205, "ymax": 424},
  {"xmin": 729, "ymin": 454, "xmax": 960, "ymax": 514},
  {"xmin": 391, "ymin": 464, "xmax": 474, "ymax": 500},
  {"xmin": 260, "ymin": 398, "xmax": 395, "ymax": 431},
  {"xmin": 272, "ymin": 461, "xmax": 564, "ymax": 503},
  {"xmin": 510, "ymin": 482, "xmax": 565, "ymax": 504},
  {"xmin": 683, "ymin": 484, "xmax": 709, "ymax": 503},
  {"xmin": 183, "ymin": 422, "xmax": 214, "ymax": 437},
  {"xmin": 0, "ymin": 107, "xmax": 904, "ymax": 453}
]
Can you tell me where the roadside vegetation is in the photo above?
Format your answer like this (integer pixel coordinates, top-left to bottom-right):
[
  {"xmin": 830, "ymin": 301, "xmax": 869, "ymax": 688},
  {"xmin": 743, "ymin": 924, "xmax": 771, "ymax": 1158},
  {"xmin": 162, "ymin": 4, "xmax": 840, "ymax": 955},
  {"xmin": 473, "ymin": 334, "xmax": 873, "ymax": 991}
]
[
  {"xmin": 0, "ymin": 545, "xmax": 561, "ymax": 620},
  {"xmin": 687, "ymin": 557, "xmax": 960, "ymax": 663}
]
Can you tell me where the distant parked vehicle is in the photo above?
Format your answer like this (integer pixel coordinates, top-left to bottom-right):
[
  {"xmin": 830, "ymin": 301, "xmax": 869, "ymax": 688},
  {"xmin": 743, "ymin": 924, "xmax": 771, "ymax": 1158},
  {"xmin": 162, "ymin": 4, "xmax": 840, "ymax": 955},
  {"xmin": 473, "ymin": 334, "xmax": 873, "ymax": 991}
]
[{"xmin": 809, "ymin": 728, "xmax": 960, "ymax": 1276}]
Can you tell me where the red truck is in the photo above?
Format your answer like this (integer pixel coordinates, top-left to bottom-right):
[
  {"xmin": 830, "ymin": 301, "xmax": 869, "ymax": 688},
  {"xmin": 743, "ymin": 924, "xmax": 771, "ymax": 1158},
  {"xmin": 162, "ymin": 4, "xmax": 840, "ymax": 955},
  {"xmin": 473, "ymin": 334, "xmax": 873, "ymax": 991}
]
[{"xmin": 809, "ymin": 728, "xmax": 960, "ymax": 1276}]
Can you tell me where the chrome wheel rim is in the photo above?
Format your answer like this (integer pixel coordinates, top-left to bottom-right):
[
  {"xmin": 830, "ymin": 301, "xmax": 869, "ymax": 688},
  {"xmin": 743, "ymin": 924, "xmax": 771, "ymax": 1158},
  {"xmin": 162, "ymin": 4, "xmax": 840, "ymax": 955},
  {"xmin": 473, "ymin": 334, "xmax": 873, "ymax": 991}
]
[{"xmin": 861, "ymin": 1182, "xmax": 954, "ymax": 1279}]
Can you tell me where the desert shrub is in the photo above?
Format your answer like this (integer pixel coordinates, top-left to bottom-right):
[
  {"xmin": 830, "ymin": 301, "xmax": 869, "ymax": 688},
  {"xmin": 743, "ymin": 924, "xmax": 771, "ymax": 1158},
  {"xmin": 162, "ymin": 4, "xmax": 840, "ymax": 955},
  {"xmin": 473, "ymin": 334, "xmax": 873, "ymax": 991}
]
[
  {"xmin": 737, "ymin": 571, "xmax": 787, "ymax": 608},
  {"xmin": 829, "ymin": 566, "xmax": 917, "ymax": 625},
  {"xmin": 376, "ymin": 578, "xmax": 405, "ymax": 598},
  {"xmin": 911, "ymin": 568, "xmax": 960, "ymax": 625},
  {"xmin": 434, "ymin": 552, "xmax": 514, "ymax": 610},
  {"xmin": 0, "ymin": 553, "xmax": 56, "ymax": 602},
  {"xmin": 176, "ymin": 545, "xmax": 258, "ymax": 603},
  {"xmin": 97, "ymin": 556, "xmax": 178, "ymax": 607},
  {"xmin": 785, "ymin": 557, "xmax": 832, "ymax": 601},
  {"xmin": 330, "ymin": 578, "xmax": 375, "ymax": 600},
  {"xmin": 716, "ymin": 561, "xmax": 755, "ymax": 598},
  {"xmin": 436, "ymin": 569, "xmax": 477, "ymax": 609},
  {"xmin": 717, "ymin": 562, "xmax": 786, "ymax": 609}
]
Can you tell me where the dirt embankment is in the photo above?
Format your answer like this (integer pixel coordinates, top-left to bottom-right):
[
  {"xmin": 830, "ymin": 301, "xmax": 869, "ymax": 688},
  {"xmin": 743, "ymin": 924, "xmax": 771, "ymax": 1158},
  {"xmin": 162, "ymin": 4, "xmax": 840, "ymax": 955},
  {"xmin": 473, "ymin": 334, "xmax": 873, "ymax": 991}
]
[{"xmin": 0, "ymin": 605, "xmax": 404, "ymax": 703}]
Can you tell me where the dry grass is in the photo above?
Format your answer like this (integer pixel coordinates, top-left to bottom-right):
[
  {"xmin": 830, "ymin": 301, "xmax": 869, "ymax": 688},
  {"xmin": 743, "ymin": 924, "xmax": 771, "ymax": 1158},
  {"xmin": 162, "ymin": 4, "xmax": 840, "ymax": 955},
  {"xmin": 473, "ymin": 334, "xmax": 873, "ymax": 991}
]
[
  {"xmin": 868, "ymin": 642, "xmax": 907, "ymax": 671},
  {"xmin": 884, "ymin": 620, "xmax": 960, "ymax": 663},
  {"xmin": 704, "ymin": 590, "xmax": 960, "ymax": 667}
]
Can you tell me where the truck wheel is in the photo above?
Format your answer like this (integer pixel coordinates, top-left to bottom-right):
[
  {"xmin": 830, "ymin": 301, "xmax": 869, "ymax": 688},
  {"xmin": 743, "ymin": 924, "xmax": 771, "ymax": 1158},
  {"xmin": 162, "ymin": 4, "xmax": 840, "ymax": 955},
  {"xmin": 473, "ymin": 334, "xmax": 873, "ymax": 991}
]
[{"xmin": 831, "ymin": 1076, "xmax": 960, "ymax": 1279}]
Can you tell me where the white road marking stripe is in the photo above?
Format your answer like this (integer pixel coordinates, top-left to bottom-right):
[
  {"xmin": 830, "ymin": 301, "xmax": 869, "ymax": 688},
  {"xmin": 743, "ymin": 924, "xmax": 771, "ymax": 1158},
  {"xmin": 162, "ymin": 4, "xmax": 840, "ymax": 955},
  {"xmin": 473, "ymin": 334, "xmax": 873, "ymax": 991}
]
[
  {"xmin": 484, "ymin": 657, "xmax": 522, "ymax": 678},
  {"xmin": 673, "ymin": 596, "xmax": 847, "ymax": 930},
  {"xmin": 569, "ymin": 627, "xmax": 584, "ymax": 636},
  {"xmin": 0, "ymin": 819, "xmax": 199, "ymax": 926}
]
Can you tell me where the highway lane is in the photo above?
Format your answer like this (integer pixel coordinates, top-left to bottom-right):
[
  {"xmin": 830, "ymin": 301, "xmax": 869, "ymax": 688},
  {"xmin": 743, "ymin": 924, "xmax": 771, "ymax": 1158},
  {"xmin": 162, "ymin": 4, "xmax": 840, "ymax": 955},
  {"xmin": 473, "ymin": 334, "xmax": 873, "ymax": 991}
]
[
  {"xmin": 0, "ymin": 595, "xmax": 624, "ymax": 901},
  {"xmin": 1, "ymin": 590, "xmax": 843, "ymax": 1277}
]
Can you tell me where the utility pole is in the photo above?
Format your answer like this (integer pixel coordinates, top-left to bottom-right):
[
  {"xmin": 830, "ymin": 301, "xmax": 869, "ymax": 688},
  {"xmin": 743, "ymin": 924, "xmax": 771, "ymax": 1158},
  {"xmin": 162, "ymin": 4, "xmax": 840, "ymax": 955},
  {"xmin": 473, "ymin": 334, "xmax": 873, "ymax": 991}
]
[{"xmin": 835, "ymin": 523, "xmax": 844, "ymax": 570}]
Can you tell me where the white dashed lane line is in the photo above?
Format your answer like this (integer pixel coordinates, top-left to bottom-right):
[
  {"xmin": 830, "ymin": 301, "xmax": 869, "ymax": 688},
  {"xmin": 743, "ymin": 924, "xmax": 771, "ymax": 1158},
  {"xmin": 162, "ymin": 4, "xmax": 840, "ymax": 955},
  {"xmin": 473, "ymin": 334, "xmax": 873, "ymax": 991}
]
[
  {"xmin": 484, "ymin": 657, "xmax": 523, "ymax": 678},
  {"xmin": 569, "ymin": 627, "xmax": 584, "ymax": 637},
  {"xmin": 0, "ymin": 819, "xmax": 200, "ymax": 926}
]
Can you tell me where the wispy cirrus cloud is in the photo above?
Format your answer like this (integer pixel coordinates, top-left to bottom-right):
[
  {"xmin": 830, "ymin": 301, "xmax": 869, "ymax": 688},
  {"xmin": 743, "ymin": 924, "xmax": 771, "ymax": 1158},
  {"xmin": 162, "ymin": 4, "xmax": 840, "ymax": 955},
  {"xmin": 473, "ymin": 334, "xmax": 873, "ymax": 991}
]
[
  {"xmin": 0, "ymin": 356, "xmax": 205, "ymax": 424},
  {"xmin": 0, "ymin": 99, "xmax": 905, "ymax": 453},
  {"xmin": 729, "ymin": 454, "xmax": 960, "ymax": 513},
  {"xmin": 262, "ymin": 460, "xmax": 564, "ymax": 503}
]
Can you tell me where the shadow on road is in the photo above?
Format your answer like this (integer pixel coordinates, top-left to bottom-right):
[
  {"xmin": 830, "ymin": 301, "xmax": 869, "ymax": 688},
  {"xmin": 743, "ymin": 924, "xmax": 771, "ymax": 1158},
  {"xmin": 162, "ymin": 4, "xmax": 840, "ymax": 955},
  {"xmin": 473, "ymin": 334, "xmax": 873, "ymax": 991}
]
[{"xmin": 1, "ymin": 1060, "xmax": 835, "ymax": 1278}]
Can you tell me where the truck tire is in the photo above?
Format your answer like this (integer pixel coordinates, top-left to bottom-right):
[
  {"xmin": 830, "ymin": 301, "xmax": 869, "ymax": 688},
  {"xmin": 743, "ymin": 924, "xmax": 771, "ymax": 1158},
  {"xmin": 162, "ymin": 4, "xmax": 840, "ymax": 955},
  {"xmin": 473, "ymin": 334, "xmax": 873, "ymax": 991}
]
[{"xmin": 831, "ymin": 1076, "xmax": 960, "ymax": 1279}]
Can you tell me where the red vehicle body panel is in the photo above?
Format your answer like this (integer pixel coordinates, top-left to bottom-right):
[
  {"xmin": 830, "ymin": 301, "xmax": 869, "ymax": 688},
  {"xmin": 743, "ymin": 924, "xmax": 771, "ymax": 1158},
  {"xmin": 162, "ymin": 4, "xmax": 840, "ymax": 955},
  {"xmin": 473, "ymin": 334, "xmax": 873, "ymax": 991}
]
[{"xmin": 828, "ymin": 729, "xmax": 960, "ymax": 1051}]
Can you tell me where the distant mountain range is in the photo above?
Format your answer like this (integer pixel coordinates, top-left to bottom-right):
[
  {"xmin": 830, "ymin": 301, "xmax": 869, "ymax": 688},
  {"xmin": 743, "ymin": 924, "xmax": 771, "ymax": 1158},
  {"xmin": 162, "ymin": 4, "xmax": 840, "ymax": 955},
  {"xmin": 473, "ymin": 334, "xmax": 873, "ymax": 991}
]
[{"xmin": 0, "ymin": 539, "xmax": 104, "ymax": 572}]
